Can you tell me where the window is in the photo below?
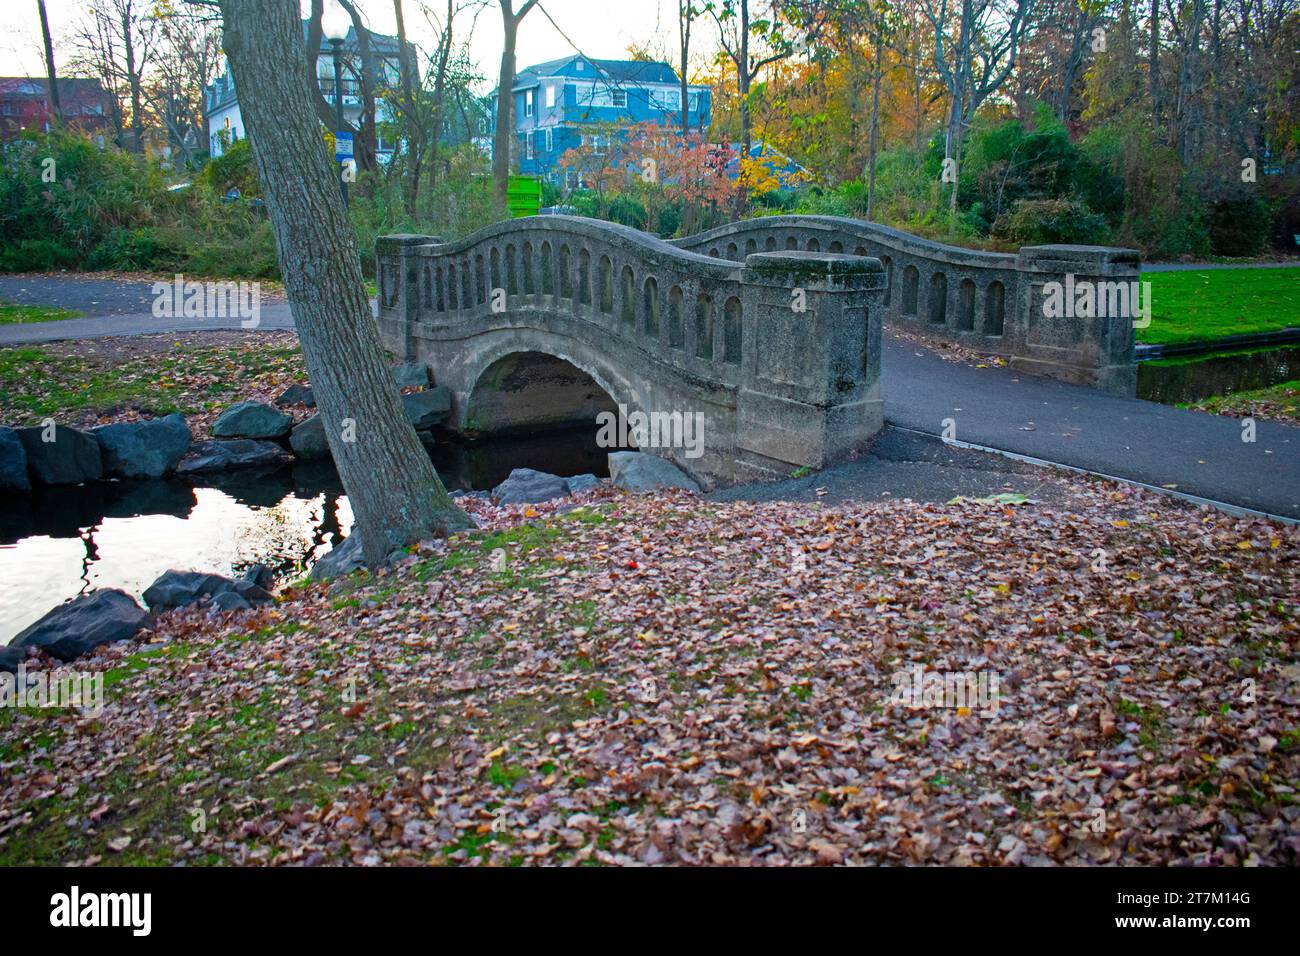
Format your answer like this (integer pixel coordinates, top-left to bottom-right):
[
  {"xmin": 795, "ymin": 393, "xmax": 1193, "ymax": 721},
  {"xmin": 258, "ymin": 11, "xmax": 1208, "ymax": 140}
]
[
  {"xmin": 524, "ymin": 89, "xmax": 534, "ymax": 117},
  {"xmin": 687, "ymin": 91, "xmax": 701, "ymax": 113},
  {"xmin": 545, "ymin": 85, "xmax": 555, "ymax": 108},
  {"xmin": 525, "ymin": 131, "xmax": 535, "ymax": 160},
  {"xmin": 611, "ymin": 89, "xmax": 627, "ymax": 108},
  {"xmin": 544, "ymin": 127, "xmax": 553, "ymax": 153},
  {"xmin": 649, "ymin": 88, "xmax": 681, "ymax": 111}
]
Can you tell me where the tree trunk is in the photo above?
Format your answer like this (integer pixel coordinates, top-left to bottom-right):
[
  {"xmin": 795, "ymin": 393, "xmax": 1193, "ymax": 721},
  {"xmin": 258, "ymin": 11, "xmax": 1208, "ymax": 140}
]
[
  {"xmin": 38, "ymin": 0, "xmax": 61, "ymax": 126},
  {"xmin": 679, "ymin": 0, "xmax": 692, "ymax": 138},
  {"xmin": 866, "ymin": 23, "xmax": 883, "ymax": 221},
  {"xmin": 122, "ymin": 4, "xmax": 144, "ymax": 153},
  {"xmin": 1149, "ymin": 0, "xmax": 1161, "ymax": 123},
  {"xmin": 493, "ymin": 1, "xmax": 537, "ymax": 215},
  {"xmin": 217, "ymin": 0, "xmax": 471, "ymax": 564}
]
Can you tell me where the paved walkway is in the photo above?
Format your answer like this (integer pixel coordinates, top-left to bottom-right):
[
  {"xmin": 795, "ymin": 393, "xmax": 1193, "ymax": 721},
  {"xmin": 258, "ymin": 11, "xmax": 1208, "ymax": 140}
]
[{"xmin": 3, "ymin": 276, "xmax": 1298, "ymax": 518}]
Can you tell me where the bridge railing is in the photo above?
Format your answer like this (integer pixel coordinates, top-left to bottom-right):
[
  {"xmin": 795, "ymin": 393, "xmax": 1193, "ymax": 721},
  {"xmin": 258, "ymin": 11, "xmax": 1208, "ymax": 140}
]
[
  {"xmin": 376, "ymin": 215, "xmax": 887, "ymax": 484},
  {"xmin": 672, "ymin": 215, "xmax": 1141, "ymax": 395}
]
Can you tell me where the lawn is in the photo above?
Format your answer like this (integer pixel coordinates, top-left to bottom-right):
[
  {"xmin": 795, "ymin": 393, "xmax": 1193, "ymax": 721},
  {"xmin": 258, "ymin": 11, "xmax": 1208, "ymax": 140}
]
[
  {"xmin": 0, "ymin": 301, "xmax": 83, "ymax": 324},
  {"xmin": 1185, "ymin": 377, "xmax": 1300, "ymax": 425},
  {"xmin": 1139, "ymin": 267, "xmax": 1300, "ymax": 345},
  {"xmin": 0, "ymin": 332, "xmax": 306, "ymax": 433}
]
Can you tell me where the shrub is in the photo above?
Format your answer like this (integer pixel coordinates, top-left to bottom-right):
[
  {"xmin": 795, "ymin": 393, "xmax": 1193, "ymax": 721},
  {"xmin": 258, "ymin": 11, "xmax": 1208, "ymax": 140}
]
[
  {"xmin": 992, "ymin": 198, "xmax": 1110, "ymax": 245},
  {"xmin": 1207, "ymin": 192, "xmax": 1271, "ymax": 257}
]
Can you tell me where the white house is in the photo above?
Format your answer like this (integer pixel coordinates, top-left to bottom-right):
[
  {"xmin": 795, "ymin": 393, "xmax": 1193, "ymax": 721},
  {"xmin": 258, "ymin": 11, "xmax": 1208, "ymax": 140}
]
[{"xmin": 204, "ymin": 21, "xmax": 405, "ymax": 163}]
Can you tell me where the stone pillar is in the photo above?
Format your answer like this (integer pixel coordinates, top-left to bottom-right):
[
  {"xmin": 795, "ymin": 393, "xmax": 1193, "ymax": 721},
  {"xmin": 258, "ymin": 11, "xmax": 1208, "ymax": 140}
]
[
  {"xmin": 375, "ymin": 234, "xmax": 440, "ymax": 362},
  {"xmin": 1013, "ymin": 244, "xmax": 1141, "ymax": 396},
  {"xmin": 734, "ymin": 252, "xmax": 885, "ymax": 479}
]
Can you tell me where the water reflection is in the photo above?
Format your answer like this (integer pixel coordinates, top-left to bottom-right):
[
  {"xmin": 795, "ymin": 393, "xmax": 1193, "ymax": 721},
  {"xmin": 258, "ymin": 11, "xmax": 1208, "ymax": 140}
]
[{"xmin": 0, "ymin": 429, "xmax": 612, "ymax": 642}]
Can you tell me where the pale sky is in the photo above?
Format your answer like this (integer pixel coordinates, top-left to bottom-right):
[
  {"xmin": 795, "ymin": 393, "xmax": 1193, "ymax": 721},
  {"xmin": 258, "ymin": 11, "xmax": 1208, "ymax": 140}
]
[{"xmin": 0, "ymin": 1, "xmax": 714, "ymax": 93}]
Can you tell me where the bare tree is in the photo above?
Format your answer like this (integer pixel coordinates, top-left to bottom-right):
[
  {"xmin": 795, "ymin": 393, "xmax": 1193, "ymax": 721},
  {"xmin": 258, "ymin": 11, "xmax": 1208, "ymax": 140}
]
[
  {"xmin": 69, "ymin": 0, "xmax": 155, "ymax": 150},
  {"xmin": 37, "ymin": 0, "xmax": 62, "ymax": 125},
  {"xmin": 492, "ymin": 0, "xmax": 539, "ymax": 213},
  {"xmin": 215, "ymin": 0, "xmax": 471, "ymax": 562},
  {"xmin": 921, "ymin": 0, "xmax": 1036, "ymax": 216}
]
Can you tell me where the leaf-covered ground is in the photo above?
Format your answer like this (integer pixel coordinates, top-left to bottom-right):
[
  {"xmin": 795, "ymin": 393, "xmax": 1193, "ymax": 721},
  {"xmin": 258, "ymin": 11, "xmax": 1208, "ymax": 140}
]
[
  {"xmin": 0, "ymin": 332, "xmax": 308, "ymax": 436},
  {"xmin": 1, "ymin": 481, "xmax": 1295, "ymax": 867},
  {"xmin": 1186, "ymin": 379, "xmax": 1300, "ymax": 427}
]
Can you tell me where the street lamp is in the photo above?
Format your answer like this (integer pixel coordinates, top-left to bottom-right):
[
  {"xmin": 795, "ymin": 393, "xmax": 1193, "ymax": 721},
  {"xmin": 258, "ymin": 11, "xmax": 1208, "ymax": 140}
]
[{"xmin": 321, "ymin": 3, "xmax": 350, "ymax": 206}]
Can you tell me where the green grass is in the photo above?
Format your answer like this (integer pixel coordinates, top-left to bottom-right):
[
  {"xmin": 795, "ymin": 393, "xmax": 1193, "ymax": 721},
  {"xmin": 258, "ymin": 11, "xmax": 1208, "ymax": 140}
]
[
  {"xmin": 1140, "ymin": 268, "xmax": 1300, "ymax": 345},
  {"xmin": 1184, "ymin": 378, "xmax": 1300, "ymax": 423},
  {"xmin": 0, "ymin": 340, "xmax": 304, "ymax": 424},
  {"xmin": 0, "ymin": 301, "xmax": 83, "ymax": 325}
]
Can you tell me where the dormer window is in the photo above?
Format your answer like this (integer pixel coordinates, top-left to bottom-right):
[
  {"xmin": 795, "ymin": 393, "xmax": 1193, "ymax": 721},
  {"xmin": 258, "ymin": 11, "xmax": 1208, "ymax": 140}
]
[
  {"xmin": 525, "ymin": 89, "xmax": 534, "ymax": 116},
  {"xmin": 575, "ymin": 60, "xmax": 584, "ymax": 72},
  {"xmin": 545, "ymin": 85, "xmax": 555, "ymax": 108}
]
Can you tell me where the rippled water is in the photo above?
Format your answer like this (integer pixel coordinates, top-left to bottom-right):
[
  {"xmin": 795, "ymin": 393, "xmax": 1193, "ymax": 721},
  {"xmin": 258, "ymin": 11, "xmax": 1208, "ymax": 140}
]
[{"xmin": 1, "ymin": 430, "xmax": 610, "ymax": 642}]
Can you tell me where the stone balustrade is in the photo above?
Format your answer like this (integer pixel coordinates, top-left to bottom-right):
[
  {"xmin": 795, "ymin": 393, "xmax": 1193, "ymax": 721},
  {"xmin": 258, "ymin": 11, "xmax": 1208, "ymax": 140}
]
[{"xmin": 672, "ymin": 215, "xmax": 1141, "ymax": 395}]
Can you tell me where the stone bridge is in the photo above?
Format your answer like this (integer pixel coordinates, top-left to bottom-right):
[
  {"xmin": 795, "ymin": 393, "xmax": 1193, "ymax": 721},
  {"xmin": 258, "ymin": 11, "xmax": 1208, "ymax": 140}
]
[
  {"xmin": 673, "ymin": 215, "xmax": 1141, "ymax": 396},
  {"xmin": 376, "ymin": 214, "xmax": 1139, "ymax": 487}
]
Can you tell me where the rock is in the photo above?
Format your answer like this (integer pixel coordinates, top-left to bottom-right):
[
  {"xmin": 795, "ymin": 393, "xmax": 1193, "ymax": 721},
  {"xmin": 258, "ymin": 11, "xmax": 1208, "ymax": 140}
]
[
  {"xmin": 0, "ymin": 644, "xmax": 23, "ymax": 674},
  {"xmin": 212, "ymin": 401, "xmax": 293, "ymax": 439},
  {"xmin": 176, "ymin": 439, "xmax": 292, "ymax": 474},
  {"xmin": 416, "ymin": 429, "xmax": 437, "ymax": 454},
  {"xmin": 208, "ymin": 591, "xmax": 252, "ymax": 615},
  {"xmin": 142, "ymin": 569, "xmax": 272, "ymax": 611},
  {"xmin": 311, "ymin": 535, "xmax": 365, "ymax": 582},
  {"xmin": 493, "ymin": 468, "xmax": 569, "ymax": 505},
  {"xmin": 92, "ymin": 413, "xmax": 192, "ymax": 479},
  {"xmin": 402, "ymin": 387, "xmax": 452, "ymax": 429},
  {"xmin": 0, "ymin": 425, "xmax": 31, "ymax": 492},
  {"xmin": 391, "ymin": 362, "xmax": 431, "ymax": 389},
  {"xmin": 565, "ymin": 473, "xmax": 600, "ymax": 495},
  {"xmin": 17, "ymin": 424, "xmax": 103, "ymax": 485},
  {"xmin": 10, "ymin": 589, "xmax": 148, "ymax": 662},
  {"xmin": 607, "ymin": 451, "xmax": 700, "ymax": 493},
  {"xmin": 242, "ymin": 563, "xmax": 275, "ymax": 591},
  {"xmin": 274, "ymin": 383, "xmax": 315, "ymax": 407},
  {"xmin": 289, "ymin": 415, "xmax": 330, "ymax": 460}
]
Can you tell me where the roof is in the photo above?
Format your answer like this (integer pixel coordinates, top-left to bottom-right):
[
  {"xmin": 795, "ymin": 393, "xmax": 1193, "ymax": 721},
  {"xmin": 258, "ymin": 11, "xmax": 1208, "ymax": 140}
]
[
  {"xmin": 513, "ymin": 56, "xmax": 681, "ymax": 90},
  {"xmin": 0, "ymin": 77, "xmax": 107, "ymax": 99}
]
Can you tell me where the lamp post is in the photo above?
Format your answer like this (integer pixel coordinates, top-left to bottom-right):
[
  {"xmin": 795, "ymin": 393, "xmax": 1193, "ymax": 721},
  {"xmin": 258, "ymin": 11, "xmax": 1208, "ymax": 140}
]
[{"xmin": 321, "ymin": 6, "xmax": 350, "ymax": 207}]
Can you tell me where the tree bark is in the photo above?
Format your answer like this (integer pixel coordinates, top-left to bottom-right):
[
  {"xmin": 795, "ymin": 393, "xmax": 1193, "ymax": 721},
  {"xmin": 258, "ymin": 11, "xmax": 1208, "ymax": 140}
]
[
  {"xmin": 217, "ymin": 0, "xmax": 471, "ymax": 564},
  {"xmin": 37, "ymin": 0, "xmax": 62, "ymax": 126},
  {"xmin": 866, "ymin": 20, "xmax": 883, "ymax": 221}
]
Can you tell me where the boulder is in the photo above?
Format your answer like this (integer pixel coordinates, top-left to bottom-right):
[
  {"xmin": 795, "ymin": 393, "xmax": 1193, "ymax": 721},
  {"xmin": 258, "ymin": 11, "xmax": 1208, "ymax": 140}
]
[
  {"xmin": 391, "ymin": 362, "xmax": 431, "ymax": 389},
  {"xmin": 17, "ymin": 424, "xmax": 102, "ymax": 485},
  {"xmin": 0, "ymin": 425, "xmax": 30, "ymax": 492},
  {"xmin": 311, "ymin": 535, "xmax": 365, "ymax": 582},
  {"xmin": 289, "ymin": 415, "xmax": 330, "ymax": 460},
  {"xmin": 176, "ymin": 439, "xmax": 292, "ymax": 474},
  {"xmin": 608, "ymin": 451, "xmax": 700, "ymax": 493},
  {"xmin": 274, "ymin": 383, "xmax": 316, "ymax": 407},
  {"xmin": 493, "ymin": 468, "xmax": 569, "ymax": 505},
  {"xmin": 10, "ymin": 589, "xmax": 149, "ymax": 662},
  {"xmin": 0, "ymin": 644, "xmax": 23, "ymax": 674},
  {"xmin": 402, "ymin": 387, "xmax": 452, "ymax": 429},
  {"xmin": 242, "ymin": 563, "xmax": 275, "ymax": 591},
  {"xmin": 208, "ymin": 591, "xmax": 252, "ymax": 615},
  {"xmin": 93, "ymin": 413, "xmax": 192, "ymax": 479},
  {"xmin": 142, "ymin": 569, "xmax": 272, "ymax": 611},
  {"xmin": 212, "ymin": 400, "xmax": 293, "ymax": 439},
  {"xmin": 565, "ymin": 473, "xmax": 600, "ymax": 496}
]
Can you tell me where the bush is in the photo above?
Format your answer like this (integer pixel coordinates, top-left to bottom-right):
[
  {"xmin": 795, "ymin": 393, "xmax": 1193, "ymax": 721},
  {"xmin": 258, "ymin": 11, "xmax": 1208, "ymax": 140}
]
[
  {"xmin": 992, "ymin": 198, "xmax": 1110, "ymax": 245},
  {"xmin": 198, "ymin": 137, "xmax": 260, "ymax": 198},
  {"xmin": 0, "ymin": 238, "xmax": 78, "ymax": 272},
  {"xmin": 1207, "ymin": 192, "xmax": 1271, "ymax": 257}
]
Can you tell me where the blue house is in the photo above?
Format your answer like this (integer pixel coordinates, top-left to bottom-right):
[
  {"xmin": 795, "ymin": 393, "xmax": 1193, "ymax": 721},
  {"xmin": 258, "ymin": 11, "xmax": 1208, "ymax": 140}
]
[{"xmin": 490, "ymin": 56, "xmax": 712, "ymax": 185}]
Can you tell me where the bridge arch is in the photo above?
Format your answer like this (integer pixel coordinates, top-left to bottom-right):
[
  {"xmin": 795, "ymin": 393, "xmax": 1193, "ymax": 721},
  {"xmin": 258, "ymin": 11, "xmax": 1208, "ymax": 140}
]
[{"xmin": 377, "ymin": 215, "xmax": 887, "ymax": 486}]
